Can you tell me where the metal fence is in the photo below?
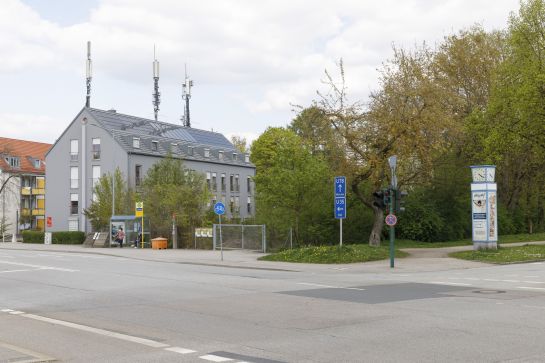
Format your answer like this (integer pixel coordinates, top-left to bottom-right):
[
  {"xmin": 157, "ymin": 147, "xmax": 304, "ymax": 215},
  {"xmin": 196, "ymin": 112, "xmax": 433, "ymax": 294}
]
[{"xmin": 213, "ymin": 224, "xmax": 266, "ymax": 252}]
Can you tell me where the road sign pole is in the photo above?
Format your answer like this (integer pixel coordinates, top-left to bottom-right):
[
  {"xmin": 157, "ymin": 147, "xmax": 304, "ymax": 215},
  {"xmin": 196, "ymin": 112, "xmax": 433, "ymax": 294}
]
[
  {"xmin": 219, "ymin": 214, "xmax": 223, "ymax": 262},
  {"xmin": 389, "ymin": 187, "xmax": 395, "ymax": 268},
  {"xmin": 340, "ymin": 218, "xmax": 343, "ymax": 247}
]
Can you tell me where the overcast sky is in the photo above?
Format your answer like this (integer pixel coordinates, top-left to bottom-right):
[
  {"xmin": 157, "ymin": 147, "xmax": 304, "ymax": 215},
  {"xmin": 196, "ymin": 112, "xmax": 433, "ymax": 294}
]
[{"xmin": 0, "ymin": 0, "xmax": 519, "ymax": 145}]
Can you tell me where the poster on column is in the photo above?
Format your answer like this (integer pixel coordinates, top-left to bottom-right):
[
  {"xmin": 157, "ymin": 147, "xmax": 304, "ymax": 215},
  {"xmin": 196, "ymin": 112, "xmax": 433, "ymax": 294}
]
[
  {"xmin": 487, "ymin": 191, "xmax": 498, "ymax": 241},
  {"xmin": 472, "ymin": 191, "xmax": 487, "ymax": 241}
]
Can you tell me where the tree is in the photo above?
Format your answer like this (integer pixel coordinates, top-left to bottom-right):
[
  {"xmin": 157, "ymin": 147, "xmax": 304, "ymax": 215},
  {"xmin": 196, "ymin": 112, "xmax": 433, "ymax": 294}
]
[
  {"xmin": 230, "ymin": 135, "xmax": 248, "ymax": 154},
  {"xmin": 140, "ymin": 156, "xmax": 209, "ymax": 240},
  {"xmin": 251, "ymin": 127, "xmax": 333, "ymax": 245},
  {"xmin": 316, "ymin": 55, "xmax": 457, "ymax": 245},
  {"xmin": 84, "ymin": 168, "xmax": 132, "ymax": 231}
]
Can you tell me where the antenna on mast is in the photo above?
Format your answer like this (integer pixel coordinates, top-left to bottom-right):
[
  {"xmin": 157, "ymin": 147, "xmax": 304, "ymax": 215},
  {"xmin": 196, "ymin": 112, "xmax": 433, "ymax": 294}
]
[
  {"xmin": 181, "ymin": 64, "xmax": 194, "ymax": 127},
  {"xmin": 85, "ymin": 41, "xmax": 92, "ymax": 108},
  {"xmin": 152, "ymin": 45, "xmax": 161, "ymax": 121}
]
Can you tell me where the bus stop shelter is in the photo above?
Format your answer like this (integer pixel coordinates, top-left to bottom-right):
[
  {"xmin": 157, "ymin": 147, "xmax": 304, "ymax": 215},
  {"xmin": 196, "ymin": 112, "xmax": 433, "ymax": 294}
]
[{"xmin": 110, "ymin": 215, "xmax": 150, "ymax": 247}]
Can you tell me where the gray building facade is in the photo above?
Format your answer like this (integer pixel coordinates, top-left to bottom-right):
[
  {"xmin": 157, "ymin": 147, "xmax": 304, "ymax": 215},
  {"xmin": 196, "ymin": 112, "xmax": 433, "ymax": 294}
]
[{"xmin": 45, "ymin": 107, "xmax": 255, "ymax": 233}]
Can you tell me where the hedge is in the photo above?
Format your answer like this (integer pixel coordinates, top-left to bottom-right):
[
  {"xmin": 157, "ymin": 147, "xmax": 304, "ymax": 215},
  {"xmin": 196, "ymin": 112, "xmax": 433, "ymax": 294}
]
[
  {"xmin": 21, "ymin": 231, "xmax": 44, "ymax": 243},
  {"xmin": 22, "ymin": 231, "xmax": 85, "ymax": 245}
]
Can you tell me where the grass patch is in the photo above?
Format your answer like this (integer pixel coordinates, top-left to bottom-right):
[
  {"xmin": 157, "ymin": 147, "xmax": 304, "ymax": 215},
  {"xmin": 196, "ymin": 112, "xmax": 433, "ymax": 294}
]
[
  {"xmin": 449, "ymin": 244, "xmax": 545, "ymax": 264},
  {"xmin": 259, "ymin": 244, "xmax": 408, "ymax": 264},
  {"xmin": 396, "ymin": 232, "xmax": 545, "ymax": 249}
]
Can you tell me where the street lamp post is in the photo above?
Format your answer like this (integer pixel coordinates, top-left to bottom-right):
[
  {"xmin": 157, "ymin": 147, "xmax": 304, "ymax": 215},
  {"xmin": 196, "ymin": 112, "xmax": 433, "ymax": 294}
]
[{"xmin": 388, "ymin": 155, "xmax": 397, "ymax": 268}]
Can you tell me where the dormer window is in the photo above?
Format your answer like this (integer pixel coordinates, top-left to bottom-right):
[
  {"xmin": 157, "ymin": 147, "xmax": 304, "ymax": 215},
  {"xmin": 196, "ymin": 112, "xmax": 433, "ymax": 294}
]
[
  {"xmin": 4, "ymin": 156, "xmax": 20, "ymax": 168},
  {"xmin": 188, "ymin": 146, "xmax": 194, "ymax": 156},
  {"xmin": 245, "ymin": 154, "xmax": 250, "ymax": 163},
  {"xmin": 133, "ymin": 137, "xmax": 140, "ymax": 149},
  {"xmin": 204, "ymin": 148, "xmax": 210, "ymax": 158},
  {"xmin": 152, "ymin": 141, "xmax": 158, "ymax": 152},
  {"xmin": 218, "ymin": 151, "xmax": 224, "ymax": 160},
  {"xmin": 34, "ymin": 159, "xmax": 41, "ymax": 168},
  {"xmin": 233, "ymin": 153, "xmax": 238, "ymax": 161}
]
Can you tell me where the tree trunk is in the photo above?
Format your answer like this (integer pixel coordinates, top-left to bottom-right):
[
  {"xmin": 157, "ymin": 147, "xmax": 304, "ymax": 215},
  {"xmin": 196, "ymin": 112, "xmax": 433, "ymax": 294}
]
[{"xmin": 369, "ymin": 204, "xmax": 384, "ymax": 246}]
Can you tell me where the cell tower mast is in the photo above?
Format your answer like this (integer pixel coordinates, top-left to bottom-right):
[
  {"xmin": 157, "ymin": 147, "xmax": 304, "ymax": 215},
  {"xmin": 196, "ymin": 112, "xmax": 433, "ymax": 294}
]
[
  {"xmin": 182, "ymin": 65, "xmax": 193, "ymax": 127},
  {"xmin": 85, "ymin": 41, "xmax": 92, "ymax": 108},
  {"xmin": 152, "ymin": 45, "xmax": 160, "ymax": 121}
]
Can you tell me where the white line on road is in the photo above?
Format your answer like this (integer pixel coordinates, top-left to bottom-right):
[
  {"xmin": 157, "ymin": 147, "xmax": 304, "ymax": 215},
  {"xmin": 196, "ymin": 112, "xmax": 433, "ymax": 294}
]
[
  {"xmin": 522, "ymin": 281, "xmax": 545, "ymax": 284},
  {"xmin": 517, "ymin": 286, "xmax": 545, "ymax": 291},
  {"xmin": 0, "ymin": 269, "xmax": 38, "ymax": 274},
  {"xmin": 430, "ymin": 281, "xmax": 472, "ymax": 286},
  {"xmin": 298, "ymin": 282, "xmax": 337, "ymax": 288},
  {"xmin": 0, "ymin": 261, "xmax": 77, "ymax": 272},
  {"xmin": 21, "ymin": 313, "xmax": 169, "ymax": 348},
  {"xmin": 165, "ymin": 347, "xmax": 196, "ymax": 354},
  {"xmin": 9, "ymin": 311, "xmax": 24, "ymax": 315},
  {"xmin": 199, "ymin": 354, "xmax": 233, "ymax": 362},
  {"xmin": 1, "ymin": 309, "xmax": 14, "ymax": 312}
]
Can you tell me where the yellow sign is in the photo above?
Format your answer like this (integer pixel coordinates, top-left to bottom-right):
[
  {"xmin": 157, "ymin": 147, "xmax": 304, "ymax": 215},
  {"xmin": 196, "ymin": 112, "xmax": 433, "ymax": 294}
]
[{"xmin": 135, "ymin": 202, "xmax": 144, "ymax": 217}]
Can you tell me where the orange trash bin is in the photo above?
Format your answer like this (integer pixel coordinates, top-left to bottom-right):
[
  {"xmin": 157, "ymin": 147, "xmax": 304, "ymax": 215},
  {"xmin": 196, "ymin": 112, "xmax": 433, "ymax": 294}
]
[{"xmin": 151, "ymin": 237, "xmax": 168, "ymax": 250}]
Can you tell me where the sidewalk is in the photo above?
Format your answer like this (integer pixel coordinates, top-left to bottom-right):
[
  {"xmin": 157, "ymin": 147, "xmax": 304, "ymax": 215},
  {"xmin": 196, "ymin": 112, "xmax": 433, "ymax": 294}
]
[{"xmin": 0, "ymin": 241, "xmax": 494, "ymax": 274}]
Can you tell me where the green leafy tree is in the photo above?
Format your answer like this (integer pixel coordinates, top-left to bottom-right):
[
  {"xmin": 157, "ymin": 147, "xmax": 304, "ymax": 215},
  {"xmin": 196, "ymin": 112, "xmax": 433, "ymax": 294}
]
[
  {"xmin": 84, "ymin": 169, "xmax": 132, "ymax": 231},
  {"xmin": 140, "ymin": 157, "xmax": 209, "ymax": 241},
  {"xmin": 230, "ymin": 135, "xmax": 248, "ymax": 154},
  {"xmin": 251, "ymin": 127, "xmax": 333, "ymax": 245}
]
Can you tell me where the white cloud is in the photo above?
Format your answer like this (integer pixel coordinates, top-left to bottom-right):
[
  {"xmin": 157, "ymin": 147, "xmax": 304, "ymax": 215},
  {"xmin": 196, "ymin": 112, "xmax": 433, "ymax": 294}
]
[
  {"xmin": 0, "ymin": 0, "xmax": 520, "ymax": 143},
  {"xmin": 0, "ymin": 113, "xmax": 63, "ymax": 143}
]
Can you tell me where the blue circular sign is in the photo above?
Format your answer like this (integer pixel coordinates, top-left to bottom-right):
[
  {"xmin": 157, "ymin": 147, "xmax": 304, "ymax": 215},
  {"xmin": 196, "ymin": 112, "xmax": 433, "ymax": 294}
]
[{"xmin": 214, "ymin": 202, "xmax": 225, "ymax": 215}]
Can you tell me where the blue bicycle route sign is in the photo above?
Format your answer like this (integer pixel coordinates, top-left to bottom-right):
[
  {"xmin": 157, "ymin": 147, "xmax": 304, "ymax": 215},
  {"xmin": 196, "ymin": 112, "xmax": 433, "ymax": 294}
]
[
  {"xmin": 335, "ymin": 197, "xmax": 346, "ymax": 219},
  {"xmin": 214, "ymin": 202, "xmax": 225, "ymax": 215},
  {"xmin": 334, "ymin": 176, "xmax": 346, "ymax": 197}
]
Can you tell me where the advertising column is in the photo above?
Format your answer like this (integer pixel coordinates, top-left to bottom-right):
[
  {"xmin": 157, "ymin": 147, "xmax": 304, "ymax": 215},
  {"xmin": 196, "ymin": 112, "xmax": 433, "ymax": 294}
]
[{"xmin": 470, "ymin": 165, "xmax": 498, "ymax": 250}]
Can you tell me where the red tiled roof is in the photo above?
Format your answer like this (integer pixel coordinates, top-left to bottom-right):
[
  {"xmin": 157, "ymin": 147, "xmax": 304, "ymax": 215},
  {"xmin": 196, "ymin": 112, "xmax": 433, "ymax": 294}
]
[{"xmin": 0, "ymin": 137, "xmax": 52, "ymax": 174}]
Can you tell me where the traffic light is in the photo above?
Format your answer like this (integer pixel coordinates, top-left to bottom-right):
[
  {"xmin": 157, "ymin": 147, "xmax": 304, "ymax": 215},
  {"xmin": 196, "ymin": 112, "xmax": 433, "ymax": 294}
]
[
  {"xmin": 373, "ymin": 190, "xmax": 386, "ymax": 209},
  {"xmin": 395, "ymin": 190, "xmax": 408, "ymax": 213}
]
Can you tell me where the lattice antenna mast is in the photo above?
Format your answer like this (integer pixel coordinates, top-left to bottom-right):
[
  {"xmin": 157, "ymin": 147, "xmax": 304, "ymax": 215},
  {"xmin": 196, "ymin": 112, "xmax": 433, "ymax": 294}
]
[
  {"xmin": 85, "ymin": 41, "xmax": 92, "ymax": 108},
  {"xmin": 152, "ymin": 45, "xmax": 161, "ymax": 121},
  {"xmin": 182, "ymin": 64, "xmax": 194, "ymax": 127}
]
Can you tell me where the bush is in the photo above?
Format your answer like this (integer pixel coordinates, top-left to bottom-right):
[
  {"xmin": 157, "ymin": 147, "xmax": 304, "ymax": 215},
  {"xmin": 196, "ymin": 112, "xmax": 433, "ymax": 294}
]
[
  {"xmin": 52, "ymin": 231, "xmax": 85, "ymax": 244},
  {"xmin": 22, "ymin": 230, "xmax": 45, "ymax": 243}
]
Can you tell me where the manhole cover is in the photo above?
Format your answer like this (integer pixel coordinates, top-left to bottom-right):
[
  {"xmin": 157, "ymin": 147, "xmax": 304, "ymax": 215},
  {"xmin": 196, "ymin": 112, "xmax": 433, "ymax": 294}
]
[{"xmin": 473, "ymin": 290, "xmax": 506, "ymax": 294}]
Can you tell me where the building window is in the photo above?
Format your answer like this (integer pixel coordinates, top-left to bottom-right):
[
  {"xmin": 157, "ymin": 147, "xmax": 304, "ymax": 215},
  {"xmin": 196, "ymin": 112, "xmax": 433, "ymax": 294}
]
[
  {"xmin": 70, "ymin": 139, "xmax": 78, "ymax": 161},
  {"xmin": 235, "ymin": 174, "xmax": 239, "ymax": 192},
  {"xmin": 247, "ymin": 196, "xmax": 252, "ymax": 213},
  {"xmin": 233, "ymin": 153, "xmax": 237, "ymax": 161},
  {"xmin": 68, "ymin": 219, "xmax": 79, "ymax": 232},
  {"xmin": 70, "ymin": 193, "xmax": 79, "ymax": 215},
  {"xmin": 4, "ymin": 156, "xmax": 20, "ymax": 168},
  {"xmin": 34, "ymin": 159, "xmax": 41, "ymax": 168},
  {"xmin": 218, "ymin": 151, "xmax": 224, "ymax": 160},
  {"xmin": 133, "ymin": 137, "xmax": 140, "ymax": 149},
  {"xmin": 135, "ymin": 165, "xmax": 142, "ymax": 186},
  {"xmin": 230, "ymin": 174, "xmax": 234, "ymax": 192},
  {"xmin": 188, "ymin": 146, "xmax": 193, "ymax": 156},
  {"xmin": 204, "ymin": 148, "xmax": 210, "ymax": 158},
  {"xmin": 245, "ymin": 154, "xmax": 250, "ymax": 163},
  {"xmin": 229, "ymin": 196, "xmax": 235, "ymax": 214},
  {"xmin": 212, "ymin": 195, "xmax": 217, "ymax": 206},
  {"xmin": 152, "ymin": 141, "xmax": 158, "ymax": 151},
  {"xmin": 212, "ymin": 172, "xmax": 217, "ymax": 192},
  {"xmin": 235, "ymin": 196, "xmax": 240, "ymax": 213},
  {"xmin": 92, "ymin": 138, "xmax": 101, "ymax": 160},
  {"xmin": 92, "ymin": 166, "xmax": 101, "ymax": 187},
  {"xmin": 247, "ymin": 176, "xmax": 251, "ymax": 193},
  {"xmin": 206, "ymin": 172, "xmax": 211, "ymax": 190},
  {"xmin": 221, "ymin": 173, "xmax": 226, "ymax": 192},
  {"xmin": 70, "ymin": 167, "xmax": 79, "ymax": 188}
]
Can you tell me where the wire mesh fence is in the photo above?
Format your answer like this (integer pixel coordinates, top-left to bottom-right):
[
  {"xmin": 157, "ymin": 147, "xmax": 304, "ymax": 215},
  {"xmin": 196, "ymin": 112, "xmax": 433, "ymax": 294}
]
[{"xmin": 213, "ymin": 224, "xmax": 266, "ymax": 252}]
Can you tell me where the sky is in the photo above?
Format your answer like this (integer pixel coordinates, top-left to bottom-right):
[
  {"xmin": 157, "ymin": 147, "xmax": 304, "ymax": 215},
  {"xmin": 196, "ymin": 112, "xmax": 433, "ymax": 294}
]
[{"xmin": 0, "ymin": 0, "xmax": 520, "ymax": 145}]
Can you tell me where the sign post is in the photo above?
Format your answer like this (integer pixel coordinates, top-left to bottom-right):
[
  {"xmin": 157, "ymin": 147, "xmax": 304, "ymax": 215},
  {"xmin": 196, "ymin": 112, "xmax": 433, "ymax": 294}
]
[
  {"xmin": 388, "ymin": 156, "xmax": 397, "ymax": 268},
  {"xmin": 135, "ymin": 202, "xmax": 144, "ymax": 248},
  {"xmin": 334, "ymin": 176, "xmax": 346, "ymax": 246},
  {"xmin": 214, "ymin": 202, "xmax": 225, "ymax": 261}
]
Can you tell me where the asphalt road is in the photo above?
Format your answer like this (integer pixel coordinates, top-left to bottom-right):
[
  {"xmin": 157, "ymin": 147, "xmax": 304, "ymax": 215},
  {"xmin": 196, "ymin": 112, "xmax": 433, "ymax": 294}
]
[{"xmin": 1, "ymin": 248, "xmax": 545, "ymax": 362}]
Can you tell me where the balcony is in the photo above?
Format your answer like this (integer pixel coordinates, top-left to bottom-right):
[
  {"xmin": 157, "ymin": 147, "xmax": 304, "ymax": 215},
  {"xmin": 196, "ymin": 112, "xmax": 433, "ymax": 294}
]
[
  {"xmin": 21, "ymin": 187, "xmax": 31, "ymax": 195},
  {"xmin": 32, "ymin": 209, "xmax": 45, "ymax": 216},
  {"xmin": 21, "ymin": 208, "xmax": 30, "ymax": 216},
  {"xmin": 32, "ymin": 188, "xmax": 45, "ymax": 195}
]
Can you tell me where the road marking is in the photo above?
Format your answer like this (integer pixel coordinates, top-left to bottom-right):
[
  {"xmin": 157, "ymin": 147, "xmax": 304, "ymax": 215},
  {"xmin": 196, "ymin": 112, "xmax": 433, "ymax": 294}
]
[
  {"xmin": 9, "ymin": 311, "xmax": 24, "ymax": 315},
  {"xmin": 522, "ymin": 281, "xmax": 545, "ymax": 284},
  {"xmin": 344, "ymin": 287, "xmax": 366, "ymax": 291},
  {"xmin": 0, "ymin": 341, "xmax": 55, "ymax": 363},
  {"xmin": 298, "ymin": 282, "xmax": 337, "ymax": 288},
  {"xmin": 0, "ymin": 261, "xmax": 77, "ymax": 272},
  {"xmin": 524, "ymin": 276, "xmax": 539, "ymax": 278},
  {"xmin": 430, "ymin": 281, "xmax": 472, "ymax": 286},
  {"xmin": 518, "ymin": 286, "xmax": 545, "ymax": 291},
  {"xmin": 21, "ymin": 313, "xmax": 169, "ymax": 348},
  {"xmin": 0, "ymin": 269, "xmax": 38, "ymax": 274},
  {"xmin": 200, "ymin": 354, "xmax": 233, "ymax": 362},
  {"xmin": 1, "ymin": 309, "xmax": 14, "ymax": 312},
  {"xmin": 165, "ymin": 347, "xmax": 196, "ymax": 354},
  {"xmin": 530, "ymin": 262, "xmax": 543, "ymax": 265}
]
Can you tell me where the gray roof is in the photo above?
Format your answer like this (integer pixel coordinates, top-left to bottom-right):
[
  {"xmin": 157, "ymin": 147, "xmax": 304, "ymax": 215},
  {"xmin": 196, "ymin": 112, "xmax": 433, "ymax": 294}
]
[{"xmin": 87, "ymin": 108, "xmax": 253, "ymax": 168}]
